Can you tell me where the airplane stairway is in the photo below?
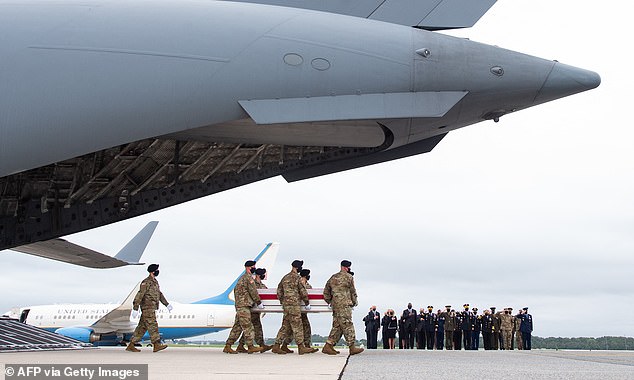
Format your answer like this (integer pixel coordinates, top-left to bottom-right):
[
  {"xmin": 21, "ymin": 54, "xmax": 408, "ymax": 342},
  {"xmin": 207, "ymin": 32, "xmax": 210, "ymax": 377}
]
[{"xmin": 0, "ymin": 318, "xmax": 93, "ymax": 352}]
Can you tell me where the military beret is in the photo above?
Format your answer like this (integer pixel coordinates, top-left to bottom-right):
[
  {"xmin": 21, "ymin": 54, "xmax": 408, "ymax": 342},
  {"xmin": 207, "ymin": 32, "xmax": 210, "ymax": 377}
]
[
  {"xmin": 244, "ymin": 260, "xmax": 256, "ymax": 267},
  {"xmin": 341, "ymin": 260, "xmax": 352, "ymax": 268},
  {"xmin": 523, "ymin": 307, "xmax": 529, "ymax": 310},
  {"xmin": 147, "ymin": 263, "xmax": 159, "ymax": 272},
  {"xmin": 299, "ymin": 269, "xmax": 310, "ymax": 277},
  {"xmin": 291, "ymin": 260, "xmax": 303, "ymax": 268},
  {"xmin": 508, "ymin": 307, "xmax": 513, "ymax": 311},
  {"xmin": 255, "ymin": 268, "xmax": 266, "ymax": 276}
]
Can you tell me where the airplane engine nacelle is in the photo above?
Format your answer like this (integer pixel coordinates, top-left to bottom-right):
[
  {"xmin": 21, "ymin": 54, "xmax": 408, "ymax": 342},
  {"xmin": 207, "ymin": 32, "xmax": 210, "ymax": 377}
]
[{"xmin": 55, "ymin": 327, "xmax": 100, "ymax": 343}]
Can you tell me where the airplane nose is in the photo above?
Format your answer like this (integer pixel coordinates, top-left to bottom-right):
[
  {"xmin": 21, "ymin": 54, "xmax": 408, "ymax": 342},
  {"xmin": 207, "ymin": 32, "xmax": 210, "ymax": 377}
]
[{"xmin": 534, "ymin": 62, "xmax": 601, "ymax": 104}]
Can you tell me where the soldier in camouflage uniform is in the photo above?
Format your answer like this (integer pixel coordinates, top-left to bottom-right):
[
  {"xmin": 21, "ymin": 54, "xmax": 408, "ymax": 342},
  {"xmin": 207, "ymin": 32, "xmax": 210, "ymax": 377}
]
[
  {"xmin": 514, "ymin": 309, "xmax": 524, "ymax": 350},
  {"xmin": 126, "ymin": 264, "xmax": 172, "ymax": 353},
  {"xmin": 236, "ymin": 268, "xmax": 273, "ymax": 353},
  {"xmin": 223, "ymin": 260, "xmax": 264, "ymax": 354},
  {"xmin": 282, "ymin": 268, "xmax": 318, "ymax": 353},
  {"xmin": 500, "ymin": 308, "xmax": 514, "ymax": 350},
  {"xmin": 272, "ymin": 260, "xmax": 313, "ymax": 355},
  {"xmin": 322, "ymin": 260, "xmax": 364, "ymax": 355}
]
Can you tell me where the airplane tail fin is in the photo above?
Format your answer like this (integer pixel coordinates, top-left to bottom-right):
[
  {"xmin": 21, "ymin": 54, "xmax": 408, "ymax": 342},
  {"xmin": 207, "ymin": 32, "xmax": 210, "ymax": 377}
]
[
  {"xmin": 113, "ymin": 221, "xmax": 159, "ymax": 265},
  {"xmin": 192, "ymin": 242, "xmax": 279, "ymax": 305}
]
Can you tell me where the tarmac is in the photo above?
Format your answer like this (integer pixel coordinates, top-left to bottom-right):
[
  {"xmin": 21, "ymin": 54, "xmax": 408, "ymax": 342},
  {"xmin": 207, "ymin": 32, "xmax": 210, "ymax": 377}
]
[{"xmin": 2, "ymin": 347, "xmax": 634, "ymax": 380}]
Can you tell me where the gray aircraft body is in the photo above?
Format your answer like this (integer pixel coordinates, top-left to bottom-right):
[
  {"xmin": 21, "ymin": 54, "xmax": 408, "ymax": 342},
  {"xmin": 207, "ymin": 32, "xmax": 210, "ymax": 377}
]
[{"xmin": 0, "ymin": 0, "xmax": 600, "ymax": 252}]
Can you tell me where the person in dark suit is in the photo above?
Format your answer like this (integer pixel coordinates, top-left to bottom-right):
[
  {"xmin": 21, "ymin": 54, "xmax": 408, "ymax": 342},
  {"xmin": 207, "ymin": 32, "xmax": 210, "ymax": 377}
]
[
  {"xmin": 398, "ymin": 313, "xmax": 406, "ymax": 349},
  {"xmin": 381, "ymin": 311, "xmax": 390, "ymax": 349},
  {"xmin": 402, "ymin": 303, "xmax": 417, "ymax": 349},
  {"xmin": 416, "ymin": 308, "xmax": 426, "ymax": 349},
  {"xmin": 363, "ymin": 306, "xmax": 380, "ymax": 349}
]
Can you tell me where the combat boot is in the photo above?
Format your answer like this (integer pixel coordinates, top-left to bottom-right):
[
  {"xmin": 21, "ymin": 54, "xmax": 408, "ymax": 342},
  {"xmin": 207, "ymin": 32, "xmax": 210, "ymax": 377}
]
[
  {"xmin": 247, "ymin": 344, "xmax": 263, "ymax": 354},
  {"xmin": 321, "ymin": 342, "xmax": 339, "ymax": 355},
  {"xmin": 298, "ymin": 345, "xmax": 313, "ymax": 355},
  {"xmin": 125, "ymin": 342, "xmax": 140, "ymax": 352},
  {"xmin": 259, "ymin": 344, "xmax": 273, "ymax": 353},
  {"xmin": 223, "ymin": 343, "xmax": 238, "ymax": 354},
  {"xmin": 235, "ymin": 343, "xmax": 248, "ymax": 353},
  {"xmin": 305, "ymin": 343, "xmax": 319, "ymax": 353},
  {"xmin": 281, "ymin": 343, "xmax": 294, "ymax": 353},
  {"xmin": 348, "ymin": 344, "xmax": 364, "ymax": 355},
  {"xmin": 152, "ymin": 342, "xmax": 168, "ymax": 352},
  {"xmin": 271, "ymin": 344, "xmax": 286, "ymax": 354}
]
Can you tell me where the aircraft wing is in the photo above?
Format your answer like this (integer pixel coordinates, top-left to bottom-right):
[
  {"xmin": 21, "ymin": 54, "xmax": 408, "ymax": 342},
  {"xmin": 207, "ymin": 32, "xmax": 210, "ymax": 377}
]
[
  {"xmin": 90, "ymin": 282, "xmax": 140, "ymax": 334},
  {"xmin": 10, "ymin": 221, "xmax": 158, "ymax": 269},
  {"xmin": 226, "ymin": 0, "xmax": 497, "ymax": 29}
]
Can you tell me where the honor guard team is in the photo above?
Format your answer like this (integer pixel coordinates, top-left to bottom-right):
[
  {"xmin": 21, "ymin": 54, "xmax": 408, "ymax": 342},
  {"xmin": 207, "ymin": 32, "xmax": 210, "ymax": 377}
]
[
  {"xmin": 126, "ymin": 261, "xmax": 532, "ymax": 354},
  {"xmin": 372, "ymin": 303, "xmax": 533, "ymax": 351}
]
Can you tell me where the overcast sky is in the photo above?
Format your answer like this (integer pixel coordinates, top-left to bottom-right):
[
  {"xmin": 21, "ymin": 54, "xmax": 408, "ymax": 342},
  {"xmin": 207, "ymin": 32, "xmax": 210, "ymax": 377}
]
[{"xmin": 1, "ymin": 0, "xmax": 632, "ymax": 341}]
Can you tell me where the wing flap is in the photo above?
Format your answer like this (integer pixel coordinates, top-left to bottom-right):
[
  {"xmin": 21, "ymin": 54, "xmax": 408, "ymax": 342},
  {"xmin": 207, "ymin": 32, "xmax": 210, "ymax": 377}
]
[{"xmin": 239, "ymin": 91, "xmax": 467, "ymax": 125}]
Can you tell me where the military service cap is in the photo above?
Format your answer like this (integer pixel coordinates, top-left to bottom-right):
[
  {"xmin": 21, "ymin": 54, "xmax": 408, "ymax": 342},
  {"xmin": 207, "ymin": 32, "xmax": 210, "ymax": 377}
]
[
  {"xmin": 427, "ymin": 305, "xmax": 433, "ymax": 309},
  {"xmin": 463, "ymin": 303, "xmax": 469, "ymax": 308},
  {"xmin": 473, "ymin": 307, "xmax": 478, "ymax": 311},
  {"xmin": 490, "ymin": 307, "xmax": 496, "ymax": 310},
  {"xmin": 255, "ymin": 268, "xmax": 267, "ymax": 276},
  {"xmin": 445, "ymin": 305, "xmax": 451, "ymax": 308},
  {"xmin": 300, "ymin": 269, "xmax": 310, "ymax": 277},
  {"xmin": 291, "ymin": 260, "xmax": 303, "ymax": 268},
  {"xmin": 147, "ymin": 263, "xmax": 159, "ymax": 272},
  {"xmin": 244, "ymin": 260, "xmax": 256, "ymax": 267},
  {"xmin": 341, "ymin": 260, "xmax": 352, "ymax": 267}
]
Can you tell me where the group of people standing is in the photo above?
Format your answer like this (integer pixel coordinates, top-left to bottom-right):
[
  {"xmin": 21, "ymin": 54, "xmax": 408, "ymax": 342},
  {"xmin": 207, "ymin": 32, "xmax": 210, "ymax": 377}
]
[
  {"xmin": 223, "ymin": 259, "xmax": 364, "ymax": 355},
  {"xmin": 364, "ymin": 304, "xmax": 534, "ymax": 350}
]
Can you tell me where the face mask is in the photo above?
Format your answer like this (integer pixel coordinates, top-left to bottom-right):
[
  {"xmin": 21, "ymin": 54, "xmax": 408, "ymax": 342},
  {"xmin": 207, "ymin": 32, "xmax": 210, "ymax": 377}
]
[
  {"xmin": 249, "ymin": 267, "xmax": 256, "ymax": 274},
  {"xmin": 153, "ymin": 270, "xmax": 159, "ymax": 277},
  {"xmin": 306, "ymin": 275, "xmax": 310, "ymax": 281},
  {"xmin": 259, "ymin": 274, "xmax": 266, "ymax": 280},
  {"xmin": 372, "ymin": 308, "xmax": 376, "ymax": 311}
]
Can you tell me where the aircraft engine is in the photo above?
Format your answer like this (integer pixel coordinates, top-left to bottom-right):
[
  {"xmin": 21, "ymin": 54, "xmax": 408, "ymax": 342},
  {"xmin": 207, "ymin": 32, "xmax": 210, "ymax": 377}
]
[{"xmin": 54, "ymin": 326, "xmax": 101, "ymax": 343}]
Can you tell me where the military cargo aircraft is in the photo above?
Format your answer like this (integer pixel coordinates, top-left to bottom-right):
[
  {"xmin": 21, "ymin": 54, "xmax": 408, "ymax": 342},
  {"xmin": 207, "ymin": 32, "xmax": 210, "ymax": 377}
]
[{"xmin": 0, "ymin": 0, "xmax": 600, "ymax": 253}]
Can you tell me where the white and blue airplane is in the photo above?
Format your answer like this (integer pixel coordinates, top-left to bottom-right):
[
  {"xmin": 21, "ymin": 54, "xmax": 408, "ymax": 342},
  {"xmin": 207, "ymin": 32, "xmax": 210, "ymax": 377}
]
[{"xmin": 4, "ymin": 242, "xmax": 279, "ymax": 345}]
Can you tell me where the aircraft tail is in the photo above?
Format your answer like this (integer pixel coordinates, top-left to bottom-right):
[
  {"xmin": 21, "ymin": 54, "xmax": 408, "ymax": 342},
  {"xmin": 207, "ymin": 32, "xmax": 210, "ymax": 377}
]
[
  {"xmin": 192, "ymin": 242, "xmax": 279, "ymax": 305},
  {"xmin": 113, "ymin": 221, "xmax": 159, "ymax": 265}
]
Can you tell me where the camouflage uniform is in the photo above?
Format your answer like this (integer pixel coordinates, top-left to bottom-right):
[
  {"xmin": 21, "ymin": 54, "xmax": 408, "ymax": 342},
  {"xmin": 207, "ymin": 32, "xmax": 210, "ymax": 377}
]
[
  {"xmin": 274, "ymin": 270, "xmax": 309, "ymax": 345},
  {"xmin": 324, "ymin": 269, "xmax": 358, "ymax": 346},
  {"xmin": 284, "ymin": 280, "xmax": 313, "ymax": 346},
  {"xmin": 130, "ymin": 274, "xmax": 169, "ymax": 344},
  {"xmin": 238, "ymin": 276, "xmax": 267, "ymax": 346},
  {"xmin": 226, "ymin": 272, "xmax": 262, "ymax": 345},
  {"xmin": 514, "ymin": 314, "xmax": 523, "ymax": 350},
  {"xmin": 500, "ymin": 312, "xmax": 514, "ymax": 350}
]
